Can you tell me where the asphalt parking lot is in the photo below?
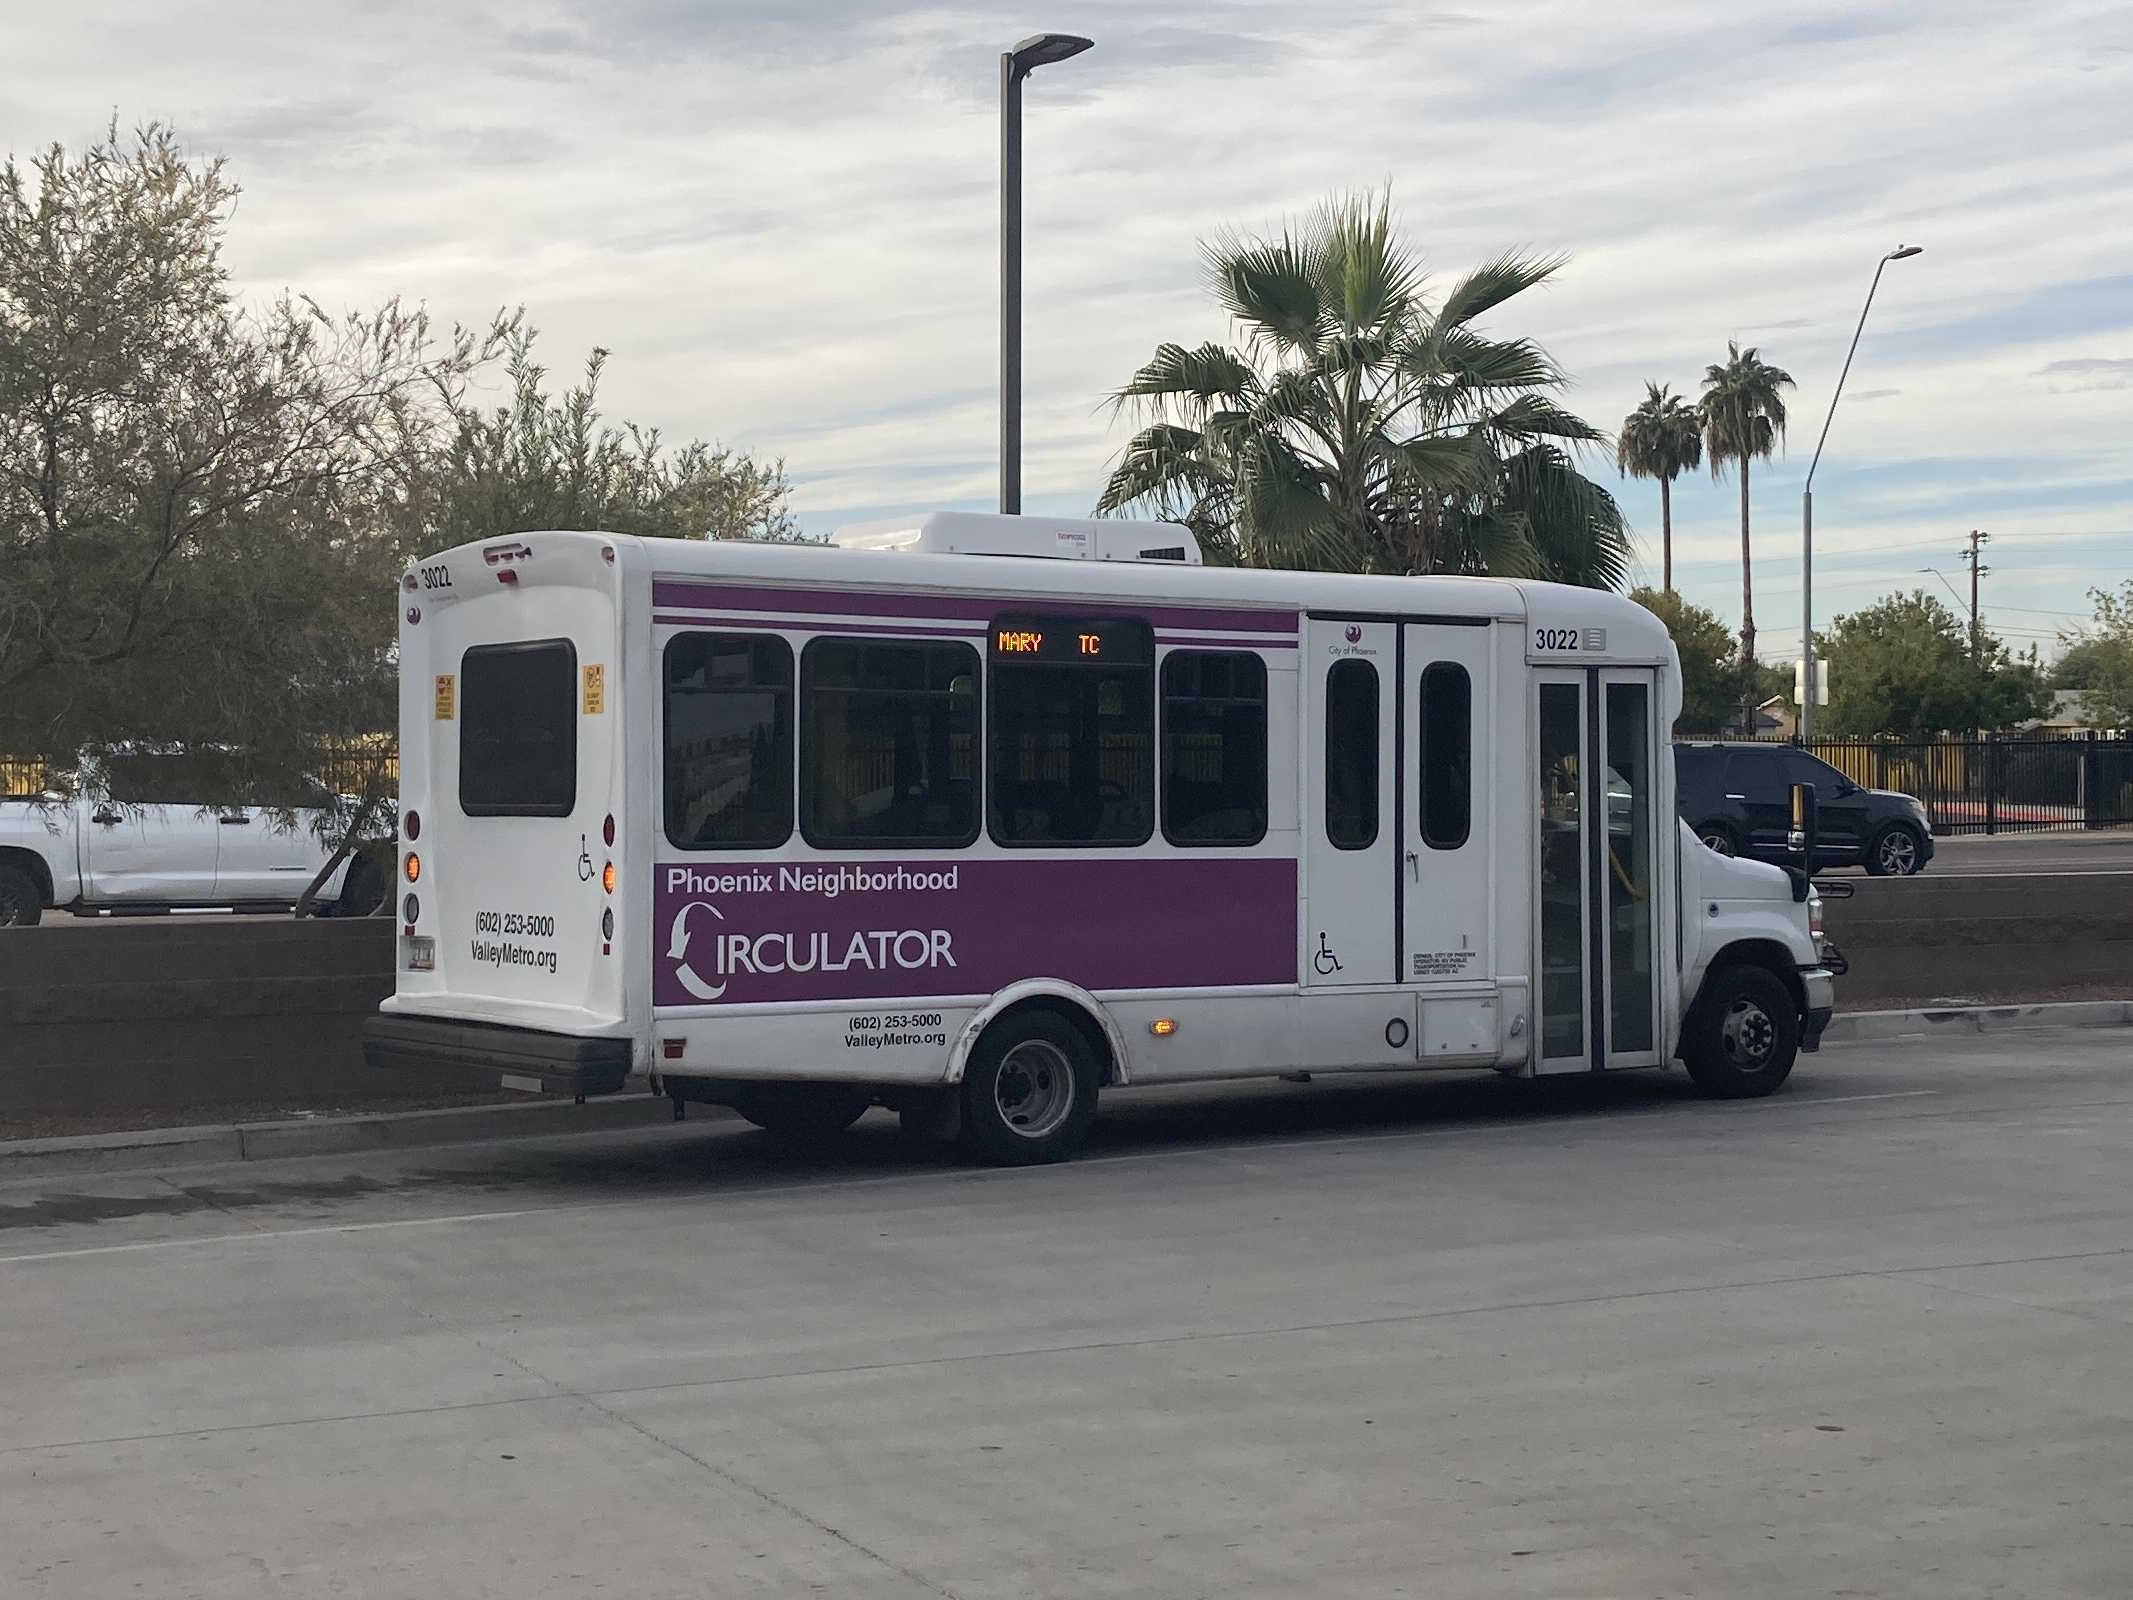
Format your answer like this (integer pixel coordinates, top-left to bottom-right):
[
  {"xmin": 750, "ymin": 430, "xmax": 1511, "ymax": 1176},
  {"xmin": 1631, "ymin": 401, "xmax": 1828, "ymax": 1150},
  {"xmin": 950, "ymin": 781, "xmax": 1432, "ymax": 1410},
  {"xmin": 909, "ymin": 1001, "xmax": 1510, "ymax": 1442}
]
[{"xmin": 5, "ymin": 1029, "xmax": 2132, "ymax": 1598}]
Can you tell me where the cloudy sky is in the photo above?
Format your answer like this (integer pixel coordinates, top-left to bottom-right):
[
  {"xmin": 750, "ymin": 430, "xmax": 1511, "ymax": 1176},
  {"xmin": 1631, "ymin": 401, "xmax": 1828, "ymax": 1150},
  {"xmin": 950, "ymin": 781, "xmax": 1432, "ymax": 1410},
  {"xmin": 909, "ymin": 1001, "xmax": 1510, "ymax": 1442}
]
[{"xmin": 8, "ymin": 0, "xmax": 2131, "ymax": 660}]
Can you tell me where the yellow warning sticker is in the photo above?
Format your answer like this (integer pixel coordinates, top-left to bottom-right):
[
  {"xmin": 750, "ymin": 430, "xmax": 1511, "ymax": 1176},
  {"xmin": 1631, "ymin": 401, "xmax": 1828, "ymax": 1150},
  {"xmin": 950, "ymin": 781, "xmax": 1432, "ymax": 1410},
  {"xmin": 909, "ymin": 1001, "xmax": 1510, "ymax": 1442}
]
[
  {"xmin": 582, "ymin": 663, "xmax": 606, "ymax": 715},
  {"xmin": 433, "ymin": 674, "xmax": 455, "ymax": 720}
]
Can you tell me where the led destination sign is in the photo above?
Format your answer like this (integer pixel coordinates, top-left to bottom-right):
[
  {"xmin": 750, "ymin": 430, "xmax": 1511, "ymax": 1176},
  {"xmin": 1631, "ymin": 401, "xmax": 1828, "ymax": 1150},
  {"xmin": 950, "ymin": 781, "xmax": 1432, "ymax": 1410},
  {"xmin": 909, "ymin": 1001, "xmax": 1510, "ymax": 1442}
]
[{"xmin": 989, "ymin": 615, "xmax": 1153, "ymax": 665}]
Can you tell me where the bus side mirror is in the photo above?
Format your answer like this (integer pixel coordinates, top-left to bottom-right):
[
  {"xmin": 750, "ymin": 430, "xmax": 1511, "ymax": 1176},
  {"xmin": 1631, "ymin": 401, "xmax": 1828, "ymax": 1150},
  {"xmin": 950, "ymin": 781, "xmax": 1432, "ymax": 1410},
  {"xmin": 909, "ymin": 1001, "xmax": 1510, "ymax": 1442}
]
[{"xmin": 1787, "ymin": 781, "xmax": 1818, "ymax": 900}]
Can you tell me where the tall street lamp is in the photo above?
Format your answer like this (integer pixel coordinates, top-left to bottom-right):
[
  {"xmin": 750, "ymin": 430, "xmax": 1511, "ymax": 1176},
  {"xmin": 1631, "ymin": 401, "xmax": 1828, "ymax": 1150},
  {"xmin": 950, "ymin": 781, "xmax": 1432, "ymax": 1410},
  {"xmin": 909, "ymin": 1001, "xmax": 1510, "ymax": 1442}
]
[
  {"xmin": 1800, "ymin": 243, "xmax": 1922, "ymax": 741},
  {"xmin": 1000, "ymin": 31, "xmax": 1094, "ymax": 514}
]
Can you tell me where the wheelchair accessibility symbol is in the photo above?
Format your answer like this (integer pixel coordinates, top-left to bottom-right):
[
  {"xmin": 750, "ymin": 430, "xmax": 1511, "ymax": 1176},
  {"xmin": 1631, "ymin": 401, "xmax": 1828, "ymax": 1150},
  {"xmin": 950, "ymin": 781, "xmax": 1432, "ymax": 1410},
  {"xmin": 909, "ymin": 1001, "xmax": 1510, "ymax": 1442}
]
[
  {"xmin": 576, "ymin": 834, "xmax": 594, "ymax": 883},
  {"xmin": 1312, "ymin": 932, "xmax": 1343, "ymax": 976}
]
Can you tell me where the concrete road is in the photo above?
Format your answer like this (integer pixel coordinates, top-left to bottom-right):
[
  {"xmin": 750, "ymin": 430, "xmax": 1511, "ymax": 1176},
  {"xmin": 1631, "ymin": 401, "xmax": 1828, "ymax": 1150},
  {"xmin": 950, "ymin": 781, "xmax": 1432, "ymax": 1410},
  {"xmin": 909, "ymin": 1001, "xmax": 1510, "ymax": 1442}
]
[{"xmin": 4, "ymin": 1032, "xmax": 2132, "ymax": 1598}]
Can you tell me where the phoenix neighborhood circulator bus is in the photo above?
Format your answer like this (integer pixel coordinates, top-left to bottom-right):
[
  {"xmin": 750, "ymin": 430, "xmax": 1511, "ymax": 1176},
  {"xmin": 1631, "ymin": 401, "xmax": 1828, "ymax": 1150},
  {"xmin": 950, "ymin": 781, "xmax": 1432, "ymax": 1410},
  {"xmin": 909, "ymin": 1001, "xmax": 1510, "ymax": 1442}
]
[{"xmin": 363, "ymin": 513, "xmax": 1837, "ymax": 1164}]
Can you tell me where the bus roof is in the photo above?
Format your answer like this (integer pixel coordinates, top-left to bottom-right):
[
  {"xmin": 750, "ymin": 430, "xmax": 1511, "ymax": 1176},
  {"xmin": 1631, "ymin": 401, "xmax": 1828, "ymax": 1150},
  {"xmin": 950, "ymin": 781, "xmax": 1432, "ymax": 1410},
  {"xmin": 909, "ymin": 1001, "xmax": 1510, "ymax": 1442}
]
[{"xmin": 422, "ymin": 525, "xmax": 1675, "ymax": 665}]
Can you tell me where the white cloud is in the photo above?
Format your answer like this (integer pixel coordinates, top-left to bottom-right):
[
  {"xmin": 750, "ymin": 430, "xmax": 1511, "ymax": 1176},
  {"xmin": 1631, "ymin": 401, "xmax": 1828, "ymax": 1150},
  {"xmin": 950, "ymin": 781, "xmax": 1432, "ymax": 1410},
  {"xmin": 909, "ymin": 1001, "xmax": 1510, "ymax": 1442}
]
[{"xmin": 4, "ymin": 0, "xmax": 2130, "ymax": 639}]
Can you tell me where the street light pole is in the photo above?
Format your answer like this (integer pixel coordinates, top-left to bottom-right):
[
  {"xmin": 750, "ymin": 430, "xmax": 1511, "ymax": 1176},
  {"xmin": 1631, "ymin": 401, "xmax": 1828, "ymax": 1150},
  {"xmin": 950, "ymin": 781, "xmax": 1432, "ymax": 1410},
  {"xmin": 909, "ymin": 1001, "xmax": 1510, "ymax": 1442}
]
[
  {"xmin": 1000, "ymin": 32, "xmax": 1094, "ymax": 514},
  {"xmin": 1799, "ymin": 243, "xmax": 1921, "ymax": 742}
]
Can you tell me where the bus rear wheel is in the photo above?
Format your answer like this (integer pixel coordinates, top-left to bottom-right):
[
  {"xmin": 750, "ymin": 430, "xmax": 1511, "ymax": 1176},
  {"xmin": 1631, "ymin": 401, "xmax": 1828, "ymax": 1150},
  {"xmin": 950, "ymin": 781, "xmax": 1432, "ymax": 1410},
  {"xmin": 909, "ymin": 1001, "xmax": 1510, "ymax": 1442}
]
[
  {"xmin": 1682, "ymin": 964, "xmax": 1799, "ymax": 1098},
  {"xmin": 731, "ymin": 1086, "xmax": 872, "ymax": 1141},
  {"xmin": 960, "ymin": 1010, "xmax": 1100, "ymax": 1166}
]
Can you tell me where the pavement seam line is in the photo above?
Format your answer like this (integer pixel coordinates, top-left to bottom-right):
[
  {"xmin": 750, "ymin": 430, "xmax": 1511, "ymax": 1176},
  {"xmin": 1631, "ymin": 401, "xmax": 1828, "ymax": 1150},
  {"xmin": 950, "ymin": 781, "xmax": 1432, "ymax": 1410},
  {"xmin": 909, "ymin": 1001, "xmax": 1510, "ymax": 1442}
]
[
  {"xmin": 12, "ymin": 1243, "xmax": 2130, "ymax": 1461},
  {"xmin": 410, "ymin": 1274, "xmax": 972, "ymax": 1600},
  {"xmin": 567, "ymin": 1390, "xmax": 970, "ymax": 1600},
  {"xmin": 1864, "ymin": 1268, "xmax": 2133, "ymax": 1332}
]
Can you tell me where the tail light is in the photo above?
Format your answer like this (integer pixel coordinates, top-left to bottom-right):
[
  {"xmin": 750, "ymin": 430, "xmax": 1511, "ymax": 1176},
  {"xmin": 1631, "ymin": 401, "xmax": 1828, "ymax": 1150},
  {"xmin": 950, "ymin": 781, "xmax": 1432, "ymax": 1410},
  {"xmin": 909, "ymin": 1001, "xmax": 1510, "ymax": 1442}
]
[
  {"xmin": 402, "ymin": 892, "xmax": 420, "ymax": 924},
  {"xmin": 405, "ymin": 810, "xmax": 421, "ymax": 842},
  {"xmin": 602, "ymin": 861, "xmax": 615, "ymax": 894}
]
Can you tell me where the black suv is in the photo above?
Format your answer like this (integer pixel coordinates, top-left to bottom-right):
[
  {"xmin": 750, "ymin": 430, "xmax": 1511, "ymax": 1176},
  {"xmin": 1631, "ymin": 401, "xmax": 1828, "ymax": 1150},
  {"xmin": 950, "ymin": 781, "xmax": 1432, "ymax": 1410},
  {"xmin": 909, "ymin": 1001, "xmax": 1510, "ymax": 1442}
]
[{"xmin": 1674, "ymin": 742, "xmax": 1935, "ymax": 875}]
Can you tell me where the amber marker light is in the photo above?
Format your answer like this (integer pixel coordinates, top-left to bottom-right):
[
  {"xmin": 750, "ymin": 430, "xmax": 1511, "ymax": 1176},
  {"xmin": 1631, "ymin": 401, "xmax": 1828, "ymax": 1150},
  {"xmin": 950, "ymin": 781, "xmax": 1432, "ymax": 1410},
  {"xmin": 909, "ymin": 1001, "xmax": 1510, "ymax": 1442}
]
[
  {"xmin": 404, "ymin": 851, "xmax": 421, "ymax": 883},
  {"xmin": 602, "ymin": 861, "xmax": 616, "ymax": 894},
  {"xmin": 1150, "ymin": 1018, "xmax": 1178, "ymax": 1037}
]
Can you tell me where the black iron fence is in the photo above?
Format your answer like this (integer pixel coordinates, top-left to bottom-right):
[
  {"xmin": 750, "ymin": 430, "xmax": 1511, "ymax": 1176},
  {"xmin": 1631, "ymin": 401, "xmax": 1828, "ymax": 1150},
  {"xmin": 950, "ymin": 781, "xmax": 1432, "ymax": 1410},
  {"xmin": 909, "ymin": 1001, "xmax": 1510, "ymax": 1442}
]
[{"xmin": 1711, "ymin": 734, "xmax": 2133, "ymax": 836}]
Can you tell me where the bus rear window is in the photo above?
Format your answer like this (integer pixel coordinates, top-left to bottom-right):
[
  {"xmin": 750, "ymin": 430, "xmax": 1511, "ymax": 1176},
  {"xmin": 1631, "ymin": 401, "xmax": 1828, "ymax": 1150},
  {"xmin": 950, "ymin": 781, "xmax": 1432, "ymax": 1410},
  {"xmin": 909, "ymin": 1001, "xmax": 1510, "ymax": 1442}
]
[{"xmin": 460, "ymin": 640, "xmax": 579, "ymax": 817}]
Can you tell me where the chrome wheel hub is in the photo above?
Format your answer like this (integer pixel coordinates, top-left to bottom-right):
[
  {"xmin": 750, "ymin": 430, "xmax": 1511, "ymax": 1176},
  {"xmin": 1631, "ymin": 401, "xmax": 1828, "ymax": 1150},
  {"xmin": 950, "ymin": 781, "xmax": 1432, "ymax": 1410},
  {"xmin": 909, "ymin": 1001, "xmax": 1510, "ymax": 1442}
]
[
  {"xmin": 1719, "ymin": 999, "xmax": 1777, "ymax": 1069},
  {"xmin": 994, "ymin": 1040, "xmax": 1075, "ymax": 1139}
]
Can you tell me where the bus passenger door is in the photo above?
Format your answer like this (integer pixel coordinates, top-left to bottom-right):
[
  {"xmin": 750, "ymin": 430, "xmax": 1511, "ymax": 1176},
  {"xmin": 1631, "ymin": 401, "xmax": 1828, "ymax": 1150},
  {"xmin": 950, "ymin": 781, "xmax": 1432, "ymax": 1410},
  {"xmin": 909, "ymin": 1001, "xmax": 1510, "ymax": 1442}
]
[
  {"xmin": 1597, "ymin": 670, "xmax": 1663, "ymax": 1068},
  {"xmin": 1530, "ymin": 669, "xmax": 1665, "ymax": 1072},
  {"xmin": 1533, "ymin": 672, "xmax": 1591, "ymax": 1069},
  {"xmin": 1303, "ymin": 619, "xmax": 1396, "ymax": 986},
  {"xmin": 1402, "ymin": 624, "xmax": 1496, "ymax": 1058}
]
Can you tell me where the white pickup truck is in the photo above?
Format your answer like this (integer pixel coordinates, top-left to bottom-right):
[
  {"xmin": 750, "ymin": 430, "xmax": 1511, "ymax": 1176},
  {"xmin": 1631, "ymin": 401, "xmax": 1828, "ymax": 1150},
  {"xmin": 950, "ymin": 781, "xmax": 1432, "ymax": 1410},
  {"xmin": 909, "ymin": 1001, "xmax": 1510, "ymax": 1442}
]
[{"xmin": 0, "ymin": 751, "xmax": 387, "ymax": 927}]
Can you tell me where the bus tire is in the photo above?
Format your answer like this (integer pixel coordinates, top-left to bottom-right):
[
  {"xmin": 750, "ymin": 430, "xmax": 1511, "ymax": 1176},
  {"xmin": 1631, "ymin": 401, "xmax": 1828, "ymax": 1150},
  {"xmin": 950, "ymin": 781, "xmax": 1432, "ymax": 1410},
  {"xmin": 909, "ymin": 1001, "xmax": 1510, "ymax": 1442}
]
[
  {"xmin": 1682, "ymin": 963, "xmax": 1799, "ymax": 1098},
  {"xmin": 959, "ymin": 1009, "xmax": 1099, "ymax": 1166},
  {"xmin": 732, "ymin": 1086, "xmax": 872, "ymax": 1141},
  {"xmin": 0, "ymin": 862, "xmax": 42, "ymax": 927}
]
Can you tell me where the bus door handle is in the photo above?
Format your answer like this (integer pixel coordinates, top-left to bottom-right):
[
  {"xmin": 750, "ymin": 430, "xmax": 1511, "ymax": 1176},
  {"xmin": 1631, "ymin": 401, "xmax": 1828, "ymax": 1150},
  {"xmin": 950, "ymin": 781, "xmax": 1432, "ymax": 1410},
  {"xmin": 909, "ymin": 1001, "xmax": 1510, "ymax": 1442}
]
[{"xmin": 1405, "ymin": 850, "xmax": 1418, "ymax": 880}]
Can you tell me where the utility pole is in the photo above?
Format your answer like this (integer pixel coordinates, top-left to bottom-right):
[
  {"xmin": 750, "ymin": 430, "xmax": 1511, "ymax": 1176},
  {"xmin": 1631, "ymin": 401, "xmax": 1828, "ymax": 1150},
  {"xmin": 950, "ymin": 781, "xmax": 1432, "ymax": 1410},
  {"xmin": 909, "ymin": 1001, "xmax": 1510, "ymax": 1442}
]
[{"xmin": 1960, "ymin": 529, "xmax": 1991, "ymax": 659}]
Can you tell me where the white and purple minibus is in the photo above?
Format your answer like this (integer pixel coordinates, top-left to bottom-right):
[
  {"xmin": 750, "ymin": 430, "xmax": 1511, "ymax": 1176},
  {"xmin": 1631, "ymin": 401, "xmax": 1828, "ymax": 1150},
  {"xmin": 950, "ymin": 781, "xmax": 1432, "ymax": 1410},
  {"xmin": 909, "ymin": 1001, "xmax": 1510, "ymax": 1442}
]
[{"xmin": 364, "ymin": 513, "xmax": 1836, "ymax": 1164}]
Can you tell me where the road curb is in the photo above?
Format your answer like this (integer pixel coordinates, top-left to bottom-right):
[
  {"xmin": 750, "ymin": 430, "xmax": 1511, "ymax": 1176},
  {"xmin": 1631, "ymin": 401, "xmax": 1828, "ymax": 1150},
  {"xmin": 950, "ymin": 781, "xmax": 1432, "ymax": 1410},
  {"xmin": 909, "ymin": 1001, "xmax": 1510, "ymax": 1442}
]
[
  {"xmin": 7, "ymin": 1000, "xmax": 2128, "ymax": 1181},
  {"xmin": 1823, "ymin": 998, "xmax": 2133, "ymax": 1043},
  {"xmin": 0, "ymin": 1092, "xmax": 719, "ymax": 1180}
]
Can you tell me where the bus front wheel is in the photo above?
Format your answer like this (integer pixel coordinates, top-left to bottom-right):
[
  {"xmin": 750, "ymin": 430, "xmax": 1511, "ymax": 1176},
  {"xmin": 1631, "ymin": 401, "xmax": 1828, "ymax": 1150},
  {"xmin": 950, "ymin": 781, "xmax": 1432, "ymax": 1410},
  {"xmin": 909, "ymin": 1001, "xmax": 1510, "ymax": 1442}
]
[
  {"xmin": 960, "ymin": 1010, "xmax": 1100, "ymax": 1166},
  {"xmin": 1681, "ymin": 964, "xmax": 1800, "ymax": 1099}
]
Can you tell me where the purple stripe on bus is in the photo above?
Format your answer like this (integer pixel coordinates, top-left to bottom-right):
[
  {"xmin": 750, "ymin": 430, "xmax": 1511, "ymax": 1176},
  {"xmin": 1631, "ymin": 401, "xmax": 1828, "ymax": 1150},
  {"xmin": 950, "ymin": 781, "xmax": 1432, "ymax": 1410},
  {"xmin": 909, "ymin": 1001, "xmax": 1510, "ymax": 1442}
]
[
  {"xmin": 651, "ymin": 579, "xmax": 1299, "ymax": 637},
  {"xmin": 653, "ymin": 613, "xmax": 987, "ymax": 639},
  {"xmin": 654, "ymin": 615, "xmax": 1302, "ymax": 652},
  {"xmin": 652, "ymin": 855, "xmax": 1298, "ymax": 1007},
  {"xmin": 1154, "ymin": 634, "xmax": 1300, "ymax": 651}
]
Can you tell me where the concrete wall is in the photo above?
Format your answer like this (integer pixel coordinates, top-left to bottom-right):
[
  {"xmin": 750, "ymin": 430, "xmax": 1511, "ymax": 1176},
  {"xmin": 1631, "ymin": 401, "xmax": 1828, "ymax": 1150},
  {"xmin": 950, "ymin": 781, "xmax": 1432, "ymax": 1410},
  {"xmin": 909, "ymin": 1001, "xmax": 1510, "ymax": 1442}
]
[
  {"xmin": 1822, "ymin": 872, "xmax": 2133, "ymax": 1006},
  {"xmin": 0, "ymin": 918, "xmax": 485, "ymax": 1122},
  {"xmin": 2, "ymin": 874, "xmax": 2128, "ymax": 1125}
]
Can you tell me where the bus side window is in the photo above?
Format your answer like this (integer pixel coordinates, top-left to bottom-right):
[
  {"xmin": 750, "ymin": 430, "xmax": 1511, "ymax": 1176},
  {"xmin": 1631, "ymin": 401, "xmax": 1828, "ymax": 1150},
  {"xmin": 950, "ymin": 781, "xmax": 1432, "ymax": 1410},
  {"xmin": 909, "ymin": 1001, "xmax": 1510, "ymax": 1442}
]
[
  {"xmin": 988, "ymin": 615, "xmax": 1154, "ymax": 847},
  {"xmin": 800, "ymin": 638, "xmax": 979, "ymax": 849},
  {"xmin": 1418, "ymin": 661, "xmax": 1472, "ymax": 850},
  {"xmin": 1161, "ymin": 650, "xmax": 1268, "ymax": 847},
  {"xmin": 662, "ymin": 633, "xmax": 793, "ymax": 850},
  {"xmin": 1325, "ymin": 659, "xmax": 1379, "ymax": 850}
]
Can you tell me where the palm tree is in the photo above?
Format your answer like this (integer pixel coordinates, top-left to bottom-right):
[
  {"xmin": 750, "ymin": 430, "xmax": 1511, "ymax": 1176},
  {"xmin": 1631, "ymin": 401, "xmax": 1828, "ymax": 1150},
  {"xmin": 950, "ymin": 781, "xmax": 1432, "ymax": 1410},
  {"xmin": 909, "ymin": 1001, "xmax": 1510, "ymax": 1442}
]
[
  {"xmin": 1097, "ymin": 191, "xmax": 1630, "ymax": 587},
  {"xmin": 1699, "ymin": 341, "xmax": 1795, "ymax": 664},
  {"xmin": 1616, "ymin": 382, "xmax": 1702, "ymax": 593}
]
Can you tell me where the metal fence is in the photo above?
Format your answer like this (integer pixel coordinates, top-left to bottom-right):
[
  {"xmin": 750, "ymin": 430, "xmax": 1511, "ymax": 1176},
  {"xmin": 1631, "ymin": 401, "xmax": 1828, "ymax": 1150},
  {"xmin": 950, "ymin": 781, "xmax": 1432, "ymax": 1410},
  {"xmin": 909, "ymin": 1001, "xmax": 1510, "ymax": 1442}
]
[
  {"xmin": 1713, "ymin": 735, "xmax": 2133, "ymax": 836},
  {"xmin": 1, "ymin": 740, "xmax": 397, "ymax": 804}
]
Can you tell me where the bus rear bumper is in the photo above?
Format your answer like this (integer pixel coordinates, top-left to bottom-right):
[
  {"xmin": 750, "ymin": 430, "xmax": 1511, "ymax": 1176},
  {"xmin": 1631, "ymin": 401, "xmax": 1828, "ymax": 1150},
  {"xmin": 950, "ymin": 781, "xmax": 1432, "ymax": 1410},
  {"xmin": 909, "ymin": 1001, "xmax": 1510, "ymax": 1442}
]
[
  {"xmin": 362, "ymin": 1013, "xmax": 632, "ymax": 1096},
  {"xmin": 1800, "ymin": 967, "xmax": 1836, "ymax": 1054}
]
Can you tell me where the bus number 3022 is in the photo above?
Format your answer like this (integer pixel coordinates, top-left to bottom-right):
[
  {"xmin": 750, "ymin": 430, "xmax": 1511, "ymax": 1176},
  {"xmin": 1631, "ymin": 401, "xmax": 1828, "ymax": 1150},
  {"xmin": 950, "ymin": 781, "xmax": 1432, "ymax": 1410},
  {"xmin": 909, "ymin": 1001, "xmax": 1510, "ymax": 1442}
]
[{"xmin": 1535, "ymin": 627, "xmax": 1581, "ymax": 651}]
